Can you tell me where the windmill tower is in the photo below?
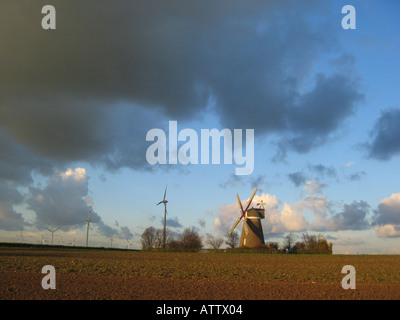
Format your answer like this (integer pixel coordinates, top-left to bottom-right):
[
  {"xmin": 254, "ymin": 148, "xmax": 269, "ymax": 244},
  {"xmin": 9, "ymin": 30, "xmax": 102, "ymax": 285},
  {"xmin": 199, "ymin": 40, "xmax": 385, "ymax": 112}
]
[
  {"xmin": 228, "ymin": 188, "xmax": 265, "ymax": 248},
  {"xmin": 85, "ymin": 207, "xmax": 92, "ymax": 247},
  {"xmin": 156, "ymin": 185, "xmax": 168, "ymax": 249}
]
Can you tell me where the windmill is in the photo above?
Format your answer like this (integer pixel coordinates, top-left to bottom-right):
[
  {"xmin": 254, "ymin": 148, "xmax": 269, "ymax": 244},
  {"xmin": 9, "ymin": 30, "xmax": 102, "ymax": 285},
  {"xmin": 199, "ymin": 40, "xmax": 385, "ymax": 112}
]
[
  {"xmin": 228, "ymin": 187, "xmax": 265, "ymax": 248},
  {"xmin": 69, "ymin": 238, "xmax": 76, "ymax": 246},
  {"xmin": 85, "ymin": 207, "xmax": 92, "ymax": 247},
  {"xmin": 126, "ymin": 239, "xmax": 132, "ymax": 250},
  {"xmin": 157, "ymin": 185, "xmax": 168, "ymax": 249},
  {"xmin": 47, "ymin": 227, "xmax": 59, "ymax": 245}
]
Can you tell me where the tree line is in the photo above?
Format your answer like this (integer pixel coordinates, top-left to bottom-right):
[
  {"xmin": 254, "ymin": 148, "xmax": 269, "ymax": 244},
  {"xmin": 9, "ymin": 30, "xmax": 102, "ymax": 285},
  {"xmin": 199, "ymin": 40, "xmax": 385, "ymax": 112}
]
[{"xmin": 141, "ymin": 226, "xmax": 332, "ymax": 254}]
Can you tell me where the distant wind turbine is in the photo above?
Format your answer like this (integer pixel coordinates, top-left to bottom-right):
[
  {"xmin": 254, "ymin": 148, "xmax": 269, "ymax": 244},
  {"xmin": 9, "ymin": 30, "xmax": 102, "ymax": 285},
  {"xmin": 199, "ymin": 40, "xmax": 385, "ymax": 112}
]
[
  {"xmin": 85, "ymin": 207, "xmax": 92, "ymax": 247},
  {"xmin": 157, "ymin": 185, "xmax": 168, "ymax": 249},
  {"xmin": 47, "ymin": 227, "xmax": 59, "ymax": 245},
  {"xmin": 69, "ymin": 238, "xmax": 76, "ymax": 246},
  {"xmin": 17, "ymin": 230, "xmax": 24, "ymax": 243},
  {"xmin": 41, "ymin": 234, "xmax": 48, "ymax": 245}
]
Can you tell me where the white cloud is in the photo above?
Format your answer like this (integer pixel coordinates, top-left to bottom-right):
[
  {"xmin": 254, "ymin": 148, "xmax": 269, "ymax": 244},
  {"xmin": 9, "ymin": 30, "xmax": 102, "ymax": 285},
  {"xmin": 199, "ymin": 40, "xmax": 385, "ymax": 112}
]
[
  {"xmin": 62, "ymin": 168, "xmax": 87, "ymax": 181},
  {"xmin": 374, "ymin": 224, "xmax": 400, "ymax": 238},
  {"xmin": 345, "ymin": 161, "xmax": 355, "ymax": 167},
  {"xmin": 281, "ymin": 203, "xmax": 308, "ymax": 231},
  {"xmin": 213, "ymin": 181, "xmax": 371, "ymax": 237}
]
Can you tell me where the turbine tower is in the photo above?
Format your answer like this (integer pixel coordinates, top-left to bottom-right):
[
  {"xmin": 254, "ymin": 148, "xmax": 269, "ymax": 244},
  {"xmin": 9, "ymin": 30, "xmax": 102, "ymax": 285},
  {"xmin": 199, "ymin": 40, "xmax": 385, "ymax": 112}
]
[
  {"xmin": 85, "ymin": 207, "xmax": 92, "ymax": 247},
  {"xmin": 157, "ymin": 185, "xmax": 168, "ymax": 249},
  {"xmin": 17, "ymin": 230, "xmax": 24, "ymax": 243},
  {"xmin": 47, "ymin": 227, "xmax": 59, "ymax": 245}
]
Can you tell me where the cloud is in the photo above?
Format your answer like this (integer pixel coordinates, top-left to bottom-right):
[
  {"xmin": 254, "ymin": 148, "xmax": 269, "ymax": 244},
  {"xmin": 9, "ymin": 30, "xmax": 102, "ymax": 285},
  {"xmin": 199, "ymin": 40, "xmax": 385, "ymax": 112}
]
[
  {"xmin": 0, "ymin": 1, "xmax": 368, "ymax": 236},
  {"xmin": 27, "ymin": 168, "xmax": 133, "ymax": 238},
  {"xmin": 365, "ymin": 108, "xmax": 400, "ymax": 161},
  {"xmin": 27, "ymin": 168, "xmax": 91, "ymax": 229},
  {"xmin": 213, "ymin": 180, "xmax": 371, "ymax": 237},
  {"xmin": 280, "ymin": 203, "xmax": 308, "ymax": 232},
  {"xmin": 325, "ymin": 201, "xmax": 370, "ymax": 231},
  {"xmin": 198, "ymin": 218, "xmax": 206, "ymax": 228},
  {"xmin": 277, "ymin": 74, "xmax": 363, "ymax": 157},
  {"xmin": 0, "ymin": 181, "xmax": 25, "ymax": 231},
  {"xmin": 374, "ymin": 224, "xmax": 400, "ymax": 238},
  {"xmin": 288, "ymin": 164, "xmax": 339, "ymax": 188},
  {"xmin": 0, "ymin": 0, "xmax": 364, "ymax": 181},
  {"xmin": 374, "ymin": 193, "xmax": 400, "ymax": 225},
  {"xmin": 288, "ymin": 171, "xmax": 306, "ymax": 187},
  {"xmin": 346, "ymin": 171, "xmax": 367, "ymax": 181},
  {"xmin": 165, "ymin": 216, "xmax": 183, "ymax": 228}
]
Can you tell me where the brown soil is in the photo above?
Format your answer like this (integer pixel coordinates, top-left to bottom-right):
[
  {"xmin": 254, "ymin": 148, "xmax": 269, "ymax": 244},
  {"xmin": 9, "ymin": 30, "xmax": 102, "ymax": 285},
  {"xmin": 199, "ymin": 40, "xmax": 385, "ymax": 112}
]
[{"xmin": 2, "ymin": 270, "xmax": 400, "ymax": 300}]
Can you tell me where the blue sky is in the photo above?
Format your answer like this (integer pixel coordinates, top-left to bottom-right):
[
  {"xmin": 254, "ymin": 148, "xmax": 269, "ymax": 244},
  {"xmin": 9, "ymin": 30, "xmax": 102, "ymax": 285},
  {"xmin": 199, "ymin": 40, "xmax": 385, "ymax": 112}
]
[{"xmin": 1, "ymin": 0, "xmax": 399, "ymax": 253}]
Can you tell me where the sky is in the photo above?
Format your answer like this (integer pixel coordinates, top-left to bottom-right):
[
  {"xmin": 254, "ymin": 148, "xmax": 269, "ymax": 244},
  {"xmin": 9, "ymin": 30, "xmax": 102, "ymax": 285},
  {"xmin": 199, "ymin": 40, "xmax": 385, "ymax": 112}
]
[{"xmin": 0, "ymin": 0, "xmax": 399, "ymax": 253}]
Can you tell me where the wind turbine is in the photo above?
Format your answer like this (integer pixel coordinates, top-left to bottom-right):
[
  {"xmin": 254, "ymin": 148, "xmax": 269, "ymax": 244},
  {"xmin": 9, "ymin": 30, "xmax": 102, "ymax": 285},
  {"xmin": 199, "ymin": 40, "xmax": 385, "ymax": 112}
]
[
  {"xmin": 41, "ymin": 234, "xmax": 48, "ymax": 245},
  {"xmin": 85, "ymin": 207, "xmax": 92, "ymax": 247},
  {"xmin": 17, "ymin": 230, "xmax": 24, "ymax": 243},
  {"xmin": 126, "ymin": 239, "xmax": 132, "ymax": 250},
  {"xmin": 47, "ymin": 227, "xmax": 59, "ymax": 245},
  {"xmin": 157, "ymin": 185, "xmax": 168, "ymax": 249},
  {"xmin": 69, "ymin": 238, "xmax": 76, "ymax": 246}
]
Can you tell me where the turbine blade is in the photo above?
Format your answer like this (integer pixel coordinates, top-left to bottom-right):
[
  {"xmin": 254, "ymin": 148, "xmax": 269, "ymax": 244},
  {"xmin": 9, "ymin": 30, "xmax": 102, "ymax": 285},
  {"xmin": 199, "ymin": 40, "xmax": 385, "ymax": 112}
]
[
  {"xmin": 163, "ymin": 185, "xmax": 167, "ymax": 201},
  {"xmin": 228, "ymin": 216, "xmax": 242, "ymax": 235},
  {"xmin": 156, "ymin": 201, "xmax": 163, "ymax": 206}
]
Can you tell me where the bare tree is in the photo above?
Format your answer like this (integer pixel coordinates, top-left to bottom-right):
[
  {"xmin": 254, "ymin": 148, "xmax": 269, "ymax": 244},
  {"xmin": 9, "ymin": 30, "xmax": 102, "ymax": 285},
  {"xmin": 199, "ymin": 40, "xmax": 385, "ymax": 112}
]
[
  {"xmin": 141, "ymin": 226, "xmax": 156, "ymax": 249},
  {"xmin": 154, "ymin": 228, "xmax": 164, "ymax": 249},
  {"xmin": 154, "ymin": 228, "xmax": 174, "ymax": 248},
  {"xmin": 179, "ymin": 227, "xmax": 203, "ymax": 250},
  {"xmin": 225, "ymin": 231, "xmax": 239, "ymax": 249},
  {"xmin": 206, "ymin": 236, "xmax": 224, "ymax": 249},
  {"xmin": 282, "ymin": 232, "xmax": 297, "ymax": 253}
]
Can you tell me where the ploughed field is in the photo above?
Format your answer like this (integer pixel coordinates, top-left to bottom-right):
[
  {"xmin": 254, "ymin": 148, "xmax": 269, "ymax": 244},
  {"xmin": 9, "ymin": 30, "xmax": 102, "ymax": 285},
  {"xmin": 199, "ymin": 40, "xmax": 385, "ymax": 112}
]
[{"xmin": 1, "ymin": 247, "xmax": 400, "ymax": 300}]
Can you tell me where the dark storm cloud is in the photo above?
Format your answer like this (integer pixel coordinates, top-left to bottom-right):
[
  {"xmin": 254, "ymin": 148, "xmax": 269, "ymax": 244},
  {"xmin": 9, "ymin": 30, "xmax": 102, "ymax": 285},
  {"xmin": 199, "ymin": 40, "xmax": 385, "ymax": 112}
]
[
  {"xmin": 0, "ymin": 0, "xmax": 364, "ymax": 173},
  {"xmin": 278, "ymin": 74, "xmax": 363, "ymax": 156},
  {"xmin": 0, "ymin": 1, "xmax": 366, "ymax": 230},
  {"xmin": 0, "ymin": 181, "xmax": 26, "ymax": 230},
  {"xmin": 365, "ymin": 108, "xmax": 400, "ymax": 161}
]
